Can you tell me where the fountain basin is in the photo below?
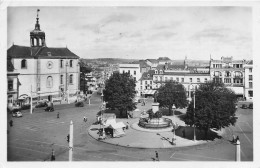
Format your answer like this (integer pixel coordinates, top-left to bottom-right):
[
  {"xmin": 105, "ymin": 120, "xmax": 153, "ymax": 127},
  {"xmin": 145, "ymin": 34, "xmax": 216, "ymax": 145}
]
[{"xmin": 138, "ymin": 117, "xmax": 172, "ymax": 129}]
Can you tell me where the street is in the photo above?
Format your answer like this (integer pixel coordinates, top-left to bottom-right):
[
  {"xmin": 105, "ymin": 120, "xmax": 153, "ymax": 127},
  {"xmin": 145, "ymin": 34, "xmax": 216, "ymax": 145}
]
[{"xmin": 7, "ymin": 92, "xmax": 253, "ymax": 161}]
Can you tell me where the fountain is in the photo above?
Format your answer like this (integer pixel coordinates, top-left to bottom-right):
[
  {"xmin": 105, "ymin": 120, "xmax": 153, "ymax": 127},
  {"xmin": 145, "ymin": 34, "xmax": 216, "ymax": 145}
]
[{"xmin": 138, "ymin": 93, "xmax": 172, "ymax": 129}]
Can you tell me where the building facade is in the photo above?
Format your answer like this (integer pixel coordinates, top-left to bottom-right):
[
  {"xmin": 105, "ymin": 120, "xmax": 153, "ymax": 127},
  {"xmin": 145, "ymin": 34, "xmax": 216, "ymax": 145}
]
[
  {"xmin": 7, "ymin": 11, "xmax": 80, "ymax": 102},
  {"xmin": 244, "ymin": 60, "xmax": 253, "ymax": 100},
  {"xmin": 210, "ymin": 56, "xmax": 245, "ymax": 97}
]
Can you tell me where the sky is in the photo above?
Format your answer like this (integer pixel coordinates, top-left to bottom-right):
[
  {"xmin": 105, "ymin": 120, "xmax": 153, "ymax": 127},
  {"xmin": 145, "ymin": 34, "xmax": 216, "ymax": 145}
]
[{"xmin": 7, "ymin": 6, "xmax": 252, "ymax": 60}]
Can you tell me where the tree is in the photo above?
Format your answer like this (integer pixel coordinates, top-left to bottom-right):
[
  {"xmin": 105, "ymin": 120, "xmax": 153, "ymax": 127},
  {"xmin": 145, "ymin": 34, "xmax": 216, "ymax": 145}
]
[
  {"xmin": 184, "ymin": 81, "xmax": 237, "ymax": 139},
  {"xmin": 103, "ymin": 72, "xmax": 136, "ymax": 118},
  {"xmin": 157, "ymin": 81, "xmax": 188, "ymax": 115},
  {"xmin": 79, "ymin": 60, "xmax": 92, "ymax": 94}
]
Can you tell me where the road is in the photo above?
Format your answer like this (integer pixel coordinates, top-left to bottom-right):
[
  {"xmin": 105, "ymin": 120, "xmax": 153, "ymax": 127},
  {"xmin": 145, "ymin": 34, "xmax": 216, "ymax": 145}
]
[{"xmin": 7, "ymin": 92, "xmax": 253, "ymax": 161}]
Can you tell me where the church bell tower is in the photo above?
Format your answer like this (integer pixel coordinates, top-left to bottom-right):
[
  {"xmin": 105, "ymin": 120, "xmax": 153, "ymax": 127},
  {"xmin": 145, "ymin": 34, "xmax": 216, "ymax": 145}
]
[{"xmin": 30, "ymin": 9, "xmax": 46, "ymax": 47}]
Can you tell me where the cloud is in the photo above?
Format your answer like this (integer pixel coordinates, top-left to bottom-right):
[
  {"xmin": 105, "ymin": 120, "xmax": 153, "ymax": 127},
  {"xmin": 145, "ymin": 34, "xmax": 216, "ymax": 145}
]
[
  {"xmin": 153, "ymin": 21, "xmax": 183, "ymax": 30},
  {"xmin": 148, "ymin": 31, "xmax": 177, "ymax": 40},
  {"xmin": 56, "ymin": 37, "xmax": 65, "ymax": 41},
  {"xmin": 191, "ymin": 28, "xmax": 231, "ymax": 40},
  {"xmin": 100, "ymin": 13, "xmax": 136, "ymax": 25}
]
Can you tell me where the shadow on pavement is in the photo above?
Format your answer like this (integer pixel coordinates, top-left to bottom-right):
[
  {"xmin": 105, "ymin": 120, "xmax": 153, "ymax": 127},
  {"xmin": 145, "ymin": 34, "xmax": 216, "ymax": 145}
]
[{"xmin": 175, "ymin": 126, "xmax": 222, "ymax": 141}]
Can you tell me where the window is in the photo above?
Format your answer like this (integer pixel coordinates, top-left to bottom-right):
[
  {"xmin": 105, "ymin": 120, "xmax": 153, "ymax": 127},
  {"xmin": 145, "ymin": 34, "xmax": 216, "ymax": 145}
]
[
  {"xmin": 165, "ymin": 77, "xmax": 168, "ymax": 81},
  {"xmin": 140, "ymin": 86, "xmax": 142, "ymax": 90},
  {"xmin": 60, "ymin": 60, "xmax": 63, "ymax": 68},
  {"xmin": 176, "ymin": 77, "xmax": 179, "ymax": 82},
  {"xmin": 21, "ymin": 59, "xmax": 27, "ymax": 69},
  {"xmin": 155, "ymin": 76, "xmax": 158, "ymax": 81},
  {"xmin": 249, "ymin": 75, "xmax": 252, "ymax": 81},
  {"xmin": 150, "ymin": 86, "xmax": 152, "ymax": 89},
  {"xmin": 249, "ymin": 82, "xmax": 253, "ymax": 88},
  {"xmin": 69, "ymin": 74, "xmax": 73, "ymax": 84},
  {"xmin": 197, "ymin": 78, "xmax": 200, "ymax": 83},
  {"xmin": 181, "ymin": 78, "xmax": 184, "ymax": 82},
  {"xmin": 134, "ymin": 71, "xmax": 136, "ymax": 75},
  {"xmin": 205, "ymin": 78, "xmax": 207, "ymax": 82},
  {"xmin": 8, "ymin": 80, "xmax": 13, "ymax": 91},
  {"xmin": 46, "ymin": 76, "xmax": 53, "ymax": 88},
  {"xmin": 155, "ymin": 70, "xmax": 158, "ymax": 74},
  {"xmin": 147, "ymin": 74, "xmax": 150, "ymax": 78},
  {"xmin": 225, "ymin": 71, "xmax": 231, "ymax": 77},
  {"xmin": 60, "ymin": 75, "xmax": 63, "ymax": 84},
  {"xmin": 145, "ymin": 81, "xmax": 147, "ymax": 84},
  {"xmin": 70, "ymin": 60, "xmax": 73, "ymax": 67},
  {"xmin": 123, "ymin": 70, "xmax": 125, "ymax": 73},
  {"xmin": 190, "ymin": 78, "xmax": 192, "ymax": 83},
  {"xmin": 224, "ymin": 78, "xmax": 231, "ymax": 83},
  {"xmin": 248, "ymin": 90, "xmax": 253, "ymax": 97},
  {"xmin": 134, "ymin": 77, "xmax": 136, "ymax": 81},
  {"xmin": 170, "ymin": 77, "xmax": 174, "ymax": 81},
  {"xmin": 160, "ymin": 76, "xmax": 163, "ymax": 81},
  {"xmin": 128, "ymin": 70, "xmax": 130, "ymax": 74},
  {"xmin": 150, "ymin": 81, "xmax": 152, "ymax": 84},
  {"xmin": 249, "ymin": 68, "xmax": 252, "ymax": 73}
]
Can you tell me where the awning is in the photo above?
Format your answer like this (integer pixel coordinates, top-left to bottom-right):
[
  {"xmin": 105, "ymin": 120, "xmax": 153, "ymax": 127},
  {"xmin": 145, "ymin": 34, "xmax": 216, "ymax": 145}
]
[
  {"xmin": 109, "ymin": 122, "xmax": 126, "ymax": 129},
  {"xmin": 143, "ymin": 90, "xmax": 156, "ymax": 95},
  {"xmin": 227, "ymin": 87, "xmax": 244, "ymax": 95}
]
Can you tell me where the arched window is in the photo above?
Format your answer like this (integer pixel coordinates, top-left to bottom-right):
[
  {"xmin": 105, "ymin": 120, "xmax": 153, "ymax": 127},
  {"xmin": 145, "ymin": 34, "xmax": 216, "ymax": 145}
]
[
  {"xmin": 60, "ymin": 75, "xmax": 63, "ymax": 84},
  {"xmin": 155, "ymin": 70, "xmax": 158, "ymax": 74},
  {"xmin": 235, "ymin": 71, "xmax": 242, "ymax": 77},
  {"xmin": 21, "ymin": 59, "xmax": 27, "ymax": 69},
  {"xmin": 70, "ymin": 60, "xmax": 73, "ymax": 67},
  {"xmin": 46, "ymin": 76, "xmax": 53, "ymax": 88},
  {"xmin": 225, "ymin": 71, "xmax": 231, "ymax": 77},
  {"xmin": 60, "ymin": 60, "xmax": 63, "ymax": 68},
  {"xmin": 147, "ymin": 74, "xmax": 150, "ymax": 78},
  {"xmin": 69, "ymin": 74, "xmax": 73, "ymax": 84}
]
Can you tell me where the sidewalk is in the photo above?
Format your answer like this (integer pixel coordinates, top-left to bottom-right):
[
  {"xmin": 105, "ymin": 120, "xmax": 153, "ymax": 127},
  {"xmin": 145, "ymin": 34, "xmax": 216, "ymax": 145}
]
[{"xmin": 88, "ymin": 116, "xmax": 224, "ymax": 149}]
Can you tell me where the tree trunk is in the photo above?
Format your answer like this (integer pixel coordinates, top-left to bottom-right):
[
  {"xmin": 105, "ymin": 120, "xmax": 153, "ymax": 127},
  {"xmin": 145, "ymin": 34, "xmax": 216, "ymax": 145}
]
[{"xmin": 168, "ymin": 106, "xmax": 172, "ymax": 116}]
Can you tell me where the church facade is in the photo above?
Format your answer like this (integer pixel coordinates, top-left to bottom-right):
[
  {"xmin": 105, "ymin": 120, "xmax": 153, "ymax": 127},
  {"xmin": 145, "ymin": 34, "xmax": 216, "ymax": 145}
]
[{"xmin": 7, "ymin": 10, "xmax": 80, "ymax": 102}]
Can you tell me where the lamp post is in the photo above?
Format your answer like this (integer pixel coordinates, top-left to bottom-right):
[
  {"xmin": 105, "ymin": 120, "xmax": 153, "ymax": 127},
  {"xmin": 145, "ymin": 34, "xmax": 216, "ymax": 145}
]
[
  {"xmin": 172, "ymin": 104, "xmax": 176, "ymax": 141},
  {"xmin": 189, "ymin": 84, "xmax": 196, "ymax": 141},
  {"xmin": 69, "ymin": 120, "xmax": 73, "ymax": 161},
  {"xmin": 30, "ymin": 85, "xmax": 33, "ymax": 114}
]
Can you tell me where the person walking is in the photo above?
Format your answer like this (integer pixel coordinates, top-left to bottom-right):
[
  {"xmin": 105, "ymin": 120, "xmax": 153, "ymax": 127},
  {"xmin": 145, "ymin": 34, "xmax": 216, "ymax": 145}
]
[
  {"xmin": 9, "ymin": 119, "xmax": 13, "ymax": 127},
  {"xmin": 51, "ymin": 149, "xmax": 55, "ymax": 161},
  {"xmin": 67, "ymin": 134, "xmax": 70, "ymax": 143},
  {"xmin": 57, "ymin": 112, "xmax": 59, "ymax": 119},
  {"xmin": 155, "ymin": 151, "xmax": 159, "ymax": 161},
  {"xmin": 83, "ymin": 116, "xmax": 86, "ymax": 122}
]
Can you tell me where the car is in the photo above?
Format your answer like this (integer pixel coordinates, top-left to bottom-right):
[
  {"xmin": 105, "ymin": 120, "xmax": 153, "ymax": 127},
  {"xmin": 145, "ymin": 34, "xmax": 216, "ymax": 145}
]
[
  {"xmin": 12, "ymin": 111, "xmax": 23, "ymax": 117},
  {"xmin": 241, "ymin": 104, "xmax": 248, "ymax": 109},
  {"xmin": 248, "ymin": 103, "xmax": 253, "ymax": 109}
]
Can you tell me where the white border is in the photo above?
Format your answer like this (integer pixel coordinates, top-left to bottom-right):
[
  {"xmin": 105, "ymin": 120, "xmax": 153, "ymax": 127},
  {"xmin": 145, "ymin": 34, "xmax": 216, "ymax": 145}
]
[{"xmin": 1, "ymin": 1, "xmax": 260, "ymax": 168}]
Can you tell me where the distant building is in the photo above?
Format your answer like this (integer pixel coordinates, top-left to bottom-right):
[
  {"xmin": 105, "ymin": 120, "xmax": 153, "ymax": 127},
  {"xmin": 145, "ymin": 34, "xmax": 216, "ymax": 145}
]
[
  {"xmin": 244, "ymin": 60, "xmax": 253, "ymax": 100},
  {"xmin": 145, "ymin": 59, "xmax": 159, "ymax": 69},
  {"xmin": 119, "ymin": 63, "xmax": 141, "ymax": 96},
  {"xmin": 210, "ymin": 56, "xmax": 245, "ymax": 98},
  {"xmin": 7, "ymin": 10, "xmax": 80, "ymax": 102}
]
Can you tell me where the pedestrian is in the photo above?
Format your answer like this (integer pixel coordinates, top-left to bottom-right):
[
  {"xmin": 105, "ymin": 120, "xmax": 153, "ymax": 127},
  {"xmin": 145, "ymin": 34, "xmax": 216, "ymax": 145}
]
[
  {"xmin": 83, "ymin": 116, "xmax": 86, "ymax": 122},
  {"xmin": 51, "ymin": 149, "xmax": 55, "ymax": 161},
  {"xmin": 9, "ymin": 119, "xmax": 13, "ymax": 127},
  {"xmin": 85, "ymin": 116, "xmax": 88, "ymax": 122},
  {"xmin": 232, "ymin": 135, "xmax": 236, "ymax": 143},
  {"xmin": 57, "ymin": 112, "xmax": 59, "ymax": 119},
  {"xmin": 67, "ymin": 134, "xmax": 70, "ymax": 143},
  {"xmin": 155, "ymin": 151, "xmax": 159, "ymax": 161},
  {"xmin": 182, "ymin": 129, "xmax": 186, "ymax": 138},
  {"xmin": 236, "ymin": 136, "xmax": 240, "ymax": 143}
]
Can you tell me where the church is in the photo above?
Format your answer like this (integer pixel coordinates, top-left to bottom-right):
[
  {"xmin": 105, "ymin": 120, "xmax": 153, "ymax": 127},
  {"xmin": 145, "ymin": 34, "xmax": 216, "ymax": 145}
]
[{"xmin": 7, "ymin": 10, "xmax": 80, "ymax": 105}]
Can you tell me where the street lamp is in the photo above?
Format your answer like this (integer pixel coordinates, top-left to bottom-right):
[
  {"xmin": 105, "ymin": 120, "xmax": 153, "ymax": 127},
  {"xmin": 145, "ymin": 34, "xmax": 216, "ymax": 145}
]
[
  {"xmin": 189, "ymin": 84, "xmax": 196, "ymax": 141},
  {"xmin": 172, "ymin": 104, "xmax": 176, "ymax": 142}
]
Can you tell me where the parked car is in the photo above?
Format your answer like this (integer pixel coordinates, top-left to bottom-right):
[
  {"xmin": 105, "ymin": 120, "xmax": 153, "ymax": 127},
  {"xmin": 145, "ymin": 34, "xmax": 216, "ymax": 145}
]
[
  {"xmin": 12, "ymin": 111, "xmax": 23, "ymax": 117},
  {"xmin": 248, "ymin": 103, "xmax": 253, "ymax": 109},
  {"xmin": 241, "ymin": 104, "xmax": 248, "ymax": 109}
]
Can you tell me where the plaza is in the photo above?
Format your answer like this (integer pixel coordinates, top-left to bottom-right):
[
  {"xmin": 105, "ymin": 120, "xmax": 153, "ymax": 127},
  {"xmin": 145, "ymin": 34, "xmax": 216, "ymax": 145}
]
[{"xmin": 7, "ymin": 91, "xmax": 253, "ymax": 161}]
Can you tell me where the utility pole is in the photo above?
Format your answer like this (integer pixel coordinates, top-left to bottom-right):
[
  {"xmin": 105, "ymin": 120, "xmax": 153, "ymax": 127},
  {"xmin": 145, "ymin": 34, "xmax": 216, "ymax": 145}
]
[
  {"xmin": 193, "ymin": 89, "xmax": 196, "ymax": 141},
  {"xmin": 30, "ymin": 85, "xmax": 33, "ymax": 114},
  {"xmin": 69, "ymin": 120, "xmax": 73, "ymax": 161}
]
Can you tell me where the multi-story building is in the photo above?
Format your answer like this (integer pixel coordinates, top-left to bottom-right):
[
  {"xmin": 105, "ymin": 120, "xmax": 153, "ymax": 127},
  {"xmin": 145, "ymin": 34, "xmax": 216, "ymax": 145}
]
[
  {"xmin": 7, "ymin": 59, "xmax": 20, "ymax": 108},
  {"xmin": 153, "ymin": 62, "xmax": 211, "ymax": 97},
  {"xmin": 119, "ymin": 63, "xmax": 142, "ymax": 96},
  {"xmin": 145, "ymin": 59, "xmax": 159, "ymax": 69},
  {"xmin": 244, "ymin": 60, "xmax": 253, "ymax": 100},
  {"xmin": 7, "ymin": 11, "xmax": 80, "ymax": 102},
  {"xmin": 140, "ymin": 70, "xmax": 156, "ymax": 97},
  {"xmin": 210, "ymin": 56, "xmax": 245, "ymax": 98}
]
